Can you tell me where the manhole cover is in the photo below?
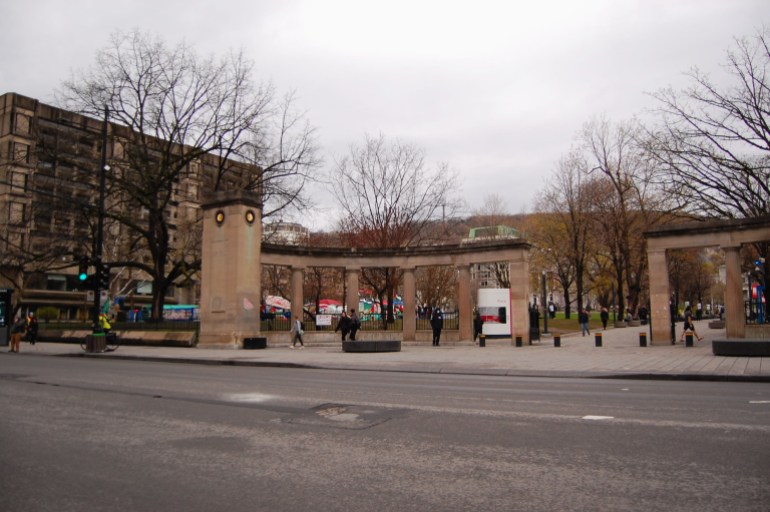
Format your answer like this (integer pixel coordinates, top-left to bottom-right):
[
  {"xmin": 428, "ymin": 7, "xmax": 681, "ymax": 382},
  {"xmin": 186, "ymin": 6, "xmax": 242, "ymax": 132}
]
[{"xmin": 279, "ymin": 403, "xmax": 399, "ymax": 430}]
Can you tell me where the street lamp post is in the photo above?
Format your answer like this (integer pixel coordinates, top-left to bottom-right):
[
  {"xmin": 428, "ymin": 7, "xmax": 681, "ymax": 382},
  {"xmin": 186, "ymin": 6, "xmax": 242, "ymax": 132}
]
[
  {"xmin": 91, "ymin": 106, "xmax": 109, "ymax": 333},
  {"xmin": 542, "ymin": 271, "xmax": 549, "ymax": 335}
]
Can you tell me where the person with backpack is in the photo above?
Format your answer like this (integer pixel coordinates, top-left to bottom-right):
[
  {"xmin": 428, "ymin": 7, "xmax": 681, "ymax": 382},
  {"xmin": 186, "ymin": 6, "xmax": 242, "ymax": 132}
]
[
  {"xmin": 9, "ymin": 316, "xmax": 26, "ymax": 353},
  {"xmin": 290, "ymin": 316, "xmax": 304, "ymax": 349}
]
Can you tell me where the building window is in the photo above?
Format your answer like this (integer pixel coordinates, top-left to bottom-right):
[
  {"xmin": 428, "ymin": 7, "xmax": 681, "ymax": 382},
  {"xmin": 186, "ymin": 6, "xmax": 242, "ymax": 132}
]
[
  {"xmin": 9, "ymin": 202, "xmax": 25, "ymax": 224},
  {"xmin": 13, "ymin": 142, "xmax": 30, "ymax": 163},
  {"xmin": 15, "ymin": 113, "xmax": 31, "ymax": 134}
]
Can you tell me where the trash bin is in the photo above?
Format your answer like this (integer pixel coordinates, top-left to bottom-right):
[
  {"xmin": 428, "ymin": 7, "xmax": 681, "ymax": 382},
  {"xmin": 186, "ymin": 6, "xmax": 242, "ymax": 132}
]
[
  {"xmin": 479, "ymin": 334, "xmax": 486, "ymax": 348},
  {"xmin": 86, "ymin": 333, "xmax": 106, "ymax": 353}
]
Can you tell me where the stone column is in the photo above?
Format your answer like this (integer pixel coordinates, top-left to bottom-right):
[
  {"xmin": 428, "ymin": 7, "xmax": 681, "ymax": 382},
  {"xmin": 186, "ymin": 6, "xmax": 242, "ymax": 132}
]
[
  {"xmin": 345, "ymin": 267, "xmax": 360, "ymax": 316},
  {"xmin": 647, "ymin": 248, "xmax": 671, "ymax": 345},
  {"xmin": 199, "ymin": 191, "xmax": 262, "ymax": 347},
  {"xmin": 723, "ymin": 245, "xmax": 745, "ymax": 339},
  {"xmin": 402, "ymin": 267, "xmax": 416, "ymax": 342},
  {"xmin": 457, "ymin": 264, "xmax": 473, "ymax": 341},
  {"xmin": 290, "ymin": 266, "xmax": 305, "ymax": 329},
  {"xmin": 508, "ymin": 250, "xmax": 530, "ymax": 343}
]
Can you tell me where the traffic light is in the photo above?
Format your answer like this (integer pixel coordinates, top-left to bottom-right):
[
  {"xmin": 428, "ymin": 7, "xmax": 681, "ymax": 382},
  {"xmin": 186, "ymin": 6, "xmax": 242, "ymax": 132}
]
[
  {"xmin": 100, "ymin": 265, "xmax": 110, "ymax": 290},
  {"xmin": 78, "ymin": 257, "xmax": 89, "ymax": 281}
]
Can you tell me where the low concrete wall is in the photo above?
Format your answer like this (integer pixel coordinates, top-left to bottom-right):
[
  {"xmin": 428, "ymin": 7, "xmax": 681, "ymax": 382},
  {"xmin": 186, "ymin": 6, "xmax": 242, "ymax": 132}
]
[{"xmin": 40, "ymin": 329, "xmax": 196, "ymax": 347}]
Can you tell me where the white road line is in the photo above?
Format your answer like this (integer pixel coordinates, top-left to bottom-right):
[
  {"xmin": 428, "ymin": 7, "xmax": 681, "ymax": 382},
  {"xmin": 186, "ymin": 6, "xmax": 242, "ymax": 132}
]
[
  {"xmin": 748, "ymin": 400, "xmax": 770, "ymax": 404},
  {"xmin": 582, "ymin": 415, "xmax": 615, "ymax": 421}
]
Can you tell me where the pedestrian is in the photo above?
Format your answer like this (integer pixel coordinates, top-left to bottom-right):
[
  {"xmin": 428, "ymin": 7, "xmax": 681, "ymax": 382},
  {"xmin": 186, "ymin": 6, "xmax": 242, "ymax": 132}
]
[
  {"xmin": 9, "ymin": 315, "xmax": 26, "ymax": 353},
  {"xmin": 680, "ymin": 306, "xmax": 702, "ymax": 342},
  {"xmin": 473, "ymin": 310, "xmax": 484, "ymax": 343},
  {"xmin": 578, "ymin": 309, "xmax": 590, "ymax": 336},
  {"xmin": 290, "ymin": 316, "xmax": 304, "ymax": 349},
  {"xmin": 349, "ymin": 309, "xmax": 360, "ymax": 341},
  {"xmin": 600, "ymin": 307, "xmax": 609, "ymax": 330},
  {"xmin": 335, "ymin": 311, "xmax": 351, "ymax": 342},
  {"xmin": 98, "ymin": 312, "xmax": 111, "ymax": 333},
  {"xmin": 638, "ymin": 306, "xmax": 648, "ymax": 325},
  {"xmin": 430, "ymin": 307, "xmax": 443, "ymax": 346},
  {"xmin": 26, "ymin": 312, "xmax": 39, "ymax": 345},
  {"xmin": 548, "ymin": 301, "xmax": 556, "ymax": 319}
]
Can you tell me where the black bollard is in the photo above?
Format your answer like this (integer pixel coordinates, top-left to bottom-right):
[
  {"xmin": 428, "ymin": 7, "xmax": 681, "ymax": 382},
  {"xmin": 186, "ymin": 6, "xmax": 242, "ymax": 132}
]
[
  {"xmin": 595, "ymin": 332, "xmax": 602, "ymax": 347},
  {"xmin": 554, "ymin": 335, "xmax": 561, "ymax": 347},
  {"xmin": 479, "ymin": 334, "xmax": 486, "ymax": 348},
  {"xmin": 515, "ymin": 336, "xmax": 523, "ymax": 347},
  {"xmin": 639, "ymin": 332, "xmax": 647, "ymax": 347},
  {"xmin": 685, "ymin": 331, "xmax": 693, "ymax": 347}
]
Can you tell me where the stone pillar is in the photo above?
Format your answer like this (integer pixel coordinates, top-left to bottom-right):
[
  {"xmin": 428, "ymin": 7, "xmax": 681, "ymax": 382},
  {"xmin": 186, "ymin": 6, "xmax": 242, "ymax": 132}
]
[
  {"xmin": 199, "ymin": 191, "xmax": 262, "ymax": 347},
  {"xmin": 345, "ymin": 267, "xmax": 360, "ymax": 315},
  {"xmin": 290, "ymin": 266, "xmax": 305, "ymax": 328},
  {"xmin": 723, "ymin": 245, "xmax": 745, "ymax": 339},
  {"xmin": 402, "ymin": 267, "xmax": 416, "ymax": 342},
  {"xmin": 508, "ymin": 251, "xmax": 530, "ymax": 343},
  {"xmin": 648, "ymin": 248, "xmax": 671, "ymax": 345},
  {"xmin": 457, "ymin": 264, "xmax": 473, "ymax": 341}
]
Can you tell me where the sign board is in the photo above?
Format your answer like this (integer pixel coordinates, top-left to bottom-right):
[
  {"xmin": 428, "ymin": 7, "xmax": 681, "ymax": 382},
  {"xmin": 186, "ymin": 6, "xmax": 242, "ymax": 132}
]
[
  {"xmin": 86, "ymin": 290, "xmax": 109, "ymax": 305},
  {"xmin": 316, "ymin": 314, "xmax": 332, "ymax": 327}
]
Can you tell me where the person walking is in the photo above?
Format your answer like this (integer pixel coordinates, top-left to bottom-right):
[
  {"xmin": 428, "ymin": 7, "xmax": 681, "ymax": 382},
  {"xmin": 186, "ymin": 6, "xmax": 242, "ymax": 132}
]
[
  {"xmin": 335, "ymin": 311, "xmax": 351, "ymax": 342},
  {"xmin": 349, "ymin": 309, "xmax": 360, "ymax": 341},
  {"xmin": 9, "ymin": 316, "xmax": 26, "ymax": 353},
  {"xmin": 599, "ymin": 307, "xmax": 609, "ymax": 330},
  {"xmin": 679, "ymin": 306, "xmax": 702, "ymax": 342},
  {"xmin": 473, "ymin": 310, "xmax": 484, "ymax": 343},
  {"xmin": 290, "ymin": 316, "xmax": 304, "ymax": 349},
  {"xmin": 430, "ymin": 308, "xmax": 443, "ymax": 346},
  {"xmin": 578, "ymin": 309, "xmax": 590, "ymax": 337},
  {"xmin": 26, "ymin": 312, "xmax": 39, "ymax": 345}
]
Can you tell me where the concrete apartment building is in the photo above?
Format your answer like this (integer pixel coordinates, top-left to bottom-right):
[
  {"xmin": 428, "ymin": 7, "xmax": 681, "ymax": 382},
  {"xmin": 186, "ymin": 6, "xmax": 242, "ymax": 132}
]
[{"xmin": 0, "ymin": 92, "xmax": 253, "ymax": 320}]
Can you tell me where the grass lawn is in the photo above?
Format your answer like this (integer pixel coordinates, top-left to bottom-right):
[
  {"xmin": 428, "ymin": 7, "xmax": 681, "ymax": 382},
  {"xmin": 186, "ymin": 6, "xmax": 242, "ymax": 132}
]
[{"xmin": 539, "ymin": 311, "xmax": 609, "ymax": 335}]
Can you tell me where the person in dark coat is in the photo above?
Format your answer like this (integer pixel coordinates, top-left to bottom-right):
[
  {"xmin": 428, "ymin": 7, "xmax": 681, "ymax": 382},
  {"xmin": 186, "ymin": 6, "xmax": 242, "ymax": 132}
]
[
  {"xmin": 26, "ymin": 312, "xmax": 39, "ymax": 345},
  {"xmin": 349, "ymin": 309, "xmax": 361, "ymax": 341},
  {"xmin": 473, "ymin": 310, "xmax": 484, "ymax": 343},
  {"xmin": 578, "ymin": 309, "xmax": 590, "ymax": 336},
  {"xmin": 430, "ymin": 308, "xmax": 444, "ymax": 346},
  {"xmin": 600, "ymin": 307, "xmax": 609, "ymax": 330},
  {"xmin": 335, "ymin": 311, "xmax": 352, "ymax": 342}
]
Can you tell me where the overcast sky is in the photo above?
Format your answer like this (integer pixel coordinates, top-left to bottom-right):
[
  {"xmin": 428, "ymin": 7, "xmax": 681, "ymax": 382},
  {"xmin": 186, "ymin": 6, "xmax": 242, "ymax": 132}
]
[{"xmin": 1, "ymin": 0, "xmax": 767, "ymax": 230}]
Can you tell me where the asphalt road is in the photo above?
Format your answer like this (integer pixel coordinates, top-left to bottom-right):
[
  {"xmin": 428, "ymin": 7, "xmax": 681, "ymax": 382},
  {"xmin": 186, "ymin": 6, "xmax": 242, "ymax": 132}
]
[{"xmin": 1, "ymin": 356, "xmax": 769, "ymax": 512}]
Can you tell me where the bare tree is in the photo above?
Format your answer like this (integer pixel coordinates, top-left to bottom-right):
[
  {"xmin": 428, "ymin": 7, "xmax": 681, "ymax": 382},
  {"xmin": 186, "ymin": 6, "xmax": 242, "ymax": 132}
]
[
  {"xmin": 581, "ymin": 116, "xmax": 669, "ymax": 317},
  {"xmin": 57, "ymin": 30, "xmax": 318, "ymax": 320},
  {"xmin": 332, "ymin": 133, "xmax": 458, "ymax": 327},
  {"xmin": 647, "ymin": 27, "xmax": 770, "ymax": 219},
  {"xmin": 533, "ymin": 150, "xmax": 593, "ymax": 318}
]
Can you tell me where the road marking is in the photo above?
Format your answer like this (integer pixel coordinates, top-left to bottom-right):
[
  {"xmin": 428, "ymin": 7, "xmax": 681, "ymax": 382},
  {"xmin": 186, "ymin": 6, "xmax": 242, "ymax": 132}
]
[
  {"xmin": 749, "ymin": 400, "xmax": 770, "ymax": 404},
  {"xmin": 582, "ymin": 415, "xmax": 615, "ymax": 421},
  {"xmin": 226, "ymin": 393, "xmax": 275, "ymax": 403}
]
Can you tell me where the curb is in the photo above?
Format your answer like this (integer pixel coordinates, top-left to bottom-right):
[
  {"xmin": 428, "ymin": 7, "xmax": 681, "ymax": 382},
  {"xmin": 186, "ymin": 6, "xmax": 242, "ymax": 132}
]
[{"xmin": 53, "ymin": 352, "xmax": 770, "ymax": 383}]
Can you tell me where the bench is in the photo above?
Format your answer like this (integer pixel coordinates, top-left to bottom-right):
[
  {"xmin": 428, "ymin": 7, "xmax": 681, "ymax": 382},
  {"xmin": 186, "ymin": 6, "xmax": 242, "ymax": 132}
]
[{"xmin": 712, "ymin": 339, "xmax": 770, "ymax": 357}]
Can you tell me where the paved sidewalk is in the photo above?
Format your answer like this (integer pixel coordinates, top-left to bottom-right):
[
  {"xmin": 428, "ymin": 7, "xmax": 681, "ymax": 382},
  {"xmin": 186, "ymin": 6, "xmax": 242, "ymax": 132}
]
[{"xmin": 4, "ymin": 320, "xmax": 769, "ymax": 381}]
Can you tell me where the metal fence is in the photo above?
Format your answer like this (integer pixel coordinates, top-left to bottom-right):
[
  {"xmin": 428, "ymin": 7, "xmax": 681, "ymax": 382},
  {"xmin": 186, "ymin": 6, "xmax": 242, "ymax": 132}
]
[{"xmin": 260, "ymin": 312, "xmax": 460, "ymax": 332}]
